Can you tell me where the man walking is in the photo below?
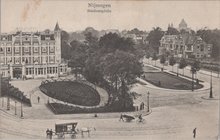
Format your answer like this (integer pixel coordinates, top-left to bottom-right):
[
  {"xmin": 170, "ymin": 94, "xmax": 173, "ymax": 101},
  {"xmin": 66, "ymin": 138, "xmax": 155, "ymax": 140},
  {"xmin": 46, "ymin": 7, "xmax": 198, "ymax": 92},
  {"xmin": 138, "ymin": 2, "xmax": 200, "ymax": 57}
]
[
  {"xmin": 193, "ymin": 128, "xmax": 197, "ymax": 138},
  {"xmin": 119, "ymin": 114, "xmax": 124, "ymax": 121},
  {"xmin": 37, "ymin": 96, "xmax": 40, "ymax": 103}
]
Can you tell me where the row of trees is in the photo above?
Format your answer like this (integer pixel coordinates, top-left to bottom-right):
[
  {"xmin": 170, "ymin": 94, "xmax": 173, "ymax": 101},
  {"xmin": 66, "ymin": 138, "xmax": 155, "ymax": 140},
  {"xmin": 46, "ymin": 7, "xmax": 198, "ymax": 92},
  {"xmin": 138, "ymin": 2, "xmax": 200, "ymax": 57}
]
[{"xmin": 148, "ymin": 54, "xmax": 201, "ymax": 79}]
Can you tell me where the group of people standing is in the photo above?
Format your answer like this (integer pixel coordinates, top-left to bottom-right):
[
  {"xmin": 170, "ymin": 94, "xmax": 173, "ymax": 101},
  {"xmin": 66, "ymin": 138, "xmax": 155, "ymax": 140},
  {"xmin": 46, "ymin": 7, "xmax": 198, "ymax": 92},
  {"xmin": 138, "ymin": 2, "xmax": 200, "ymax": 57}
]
[{"xmin": 46, "ymin": 129, "xmax": 53, "ymax": 139}]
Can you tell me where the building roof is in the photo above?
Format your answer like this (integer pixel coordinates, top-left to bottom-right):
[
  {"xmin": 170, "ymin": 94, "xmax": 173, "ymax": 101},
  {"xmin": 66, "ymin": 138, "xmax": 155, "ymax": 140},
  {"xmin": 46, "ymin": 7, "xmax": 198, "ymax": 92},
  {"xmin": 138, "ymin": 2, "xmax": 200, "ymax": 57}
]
[
  {"xmin": 179, "ymin": 19, "xmax": 187, "ymax": 28},
  {"xmin": 54, "ymin": 22, "xmax": 60, "ymax": 31}
]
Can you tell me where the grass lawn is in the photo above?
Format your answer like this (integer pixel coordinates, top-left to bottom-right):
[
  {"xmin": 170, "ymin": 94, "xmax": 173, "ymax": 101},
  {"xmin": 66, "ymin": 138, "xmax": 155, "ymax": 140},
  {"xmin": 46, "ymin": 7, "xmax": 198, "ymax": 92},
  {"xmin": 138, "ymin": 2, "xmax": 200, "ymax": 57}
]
[
  {"xmin": 40, "ymin": 81, "xmax": 100, "ymax": 106},
  {"xmin": 143, "ymin": 72, "xmax": 203, "ymax": 90}
]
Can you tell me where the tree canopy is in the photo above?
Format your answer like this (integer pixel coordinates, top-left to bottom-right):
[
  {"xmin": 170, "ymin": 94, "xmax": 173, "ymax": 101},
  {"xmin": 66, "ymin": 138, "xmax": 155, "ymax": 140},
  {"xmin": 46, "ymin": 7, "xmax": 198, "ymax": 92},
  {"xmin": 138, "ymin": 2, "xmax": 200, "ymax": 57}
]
[
  {"xmin": 179, "ymin": 58, "xmax": 187, "ymax": 69},
  {"xmin": 146, "ymin": 27, "xmax": 164, "ymax": 53},
  {"xmin": 196, "ymin": 28, "xmax": 220, "ymax": 59},
  {"xmin": 166, "ymin": 27, "xmax": 179, "ymax": 35}
]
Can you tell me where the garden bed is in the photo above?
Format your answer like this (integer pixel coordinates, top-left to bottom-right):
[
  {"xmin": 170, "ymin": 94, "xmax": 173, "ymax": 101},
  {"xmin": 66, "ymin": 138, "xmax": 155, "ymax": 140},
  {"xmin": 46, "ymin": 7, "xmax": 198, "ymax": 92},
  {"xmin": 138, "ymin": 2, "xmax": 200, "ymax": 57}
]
[
  {"xmin": 40, "ymin": 81, "xmax": 100, "ymax": 106},
  {"xmin": 143, "ymin": 72, "xmax": 203, "ymax": 90}
]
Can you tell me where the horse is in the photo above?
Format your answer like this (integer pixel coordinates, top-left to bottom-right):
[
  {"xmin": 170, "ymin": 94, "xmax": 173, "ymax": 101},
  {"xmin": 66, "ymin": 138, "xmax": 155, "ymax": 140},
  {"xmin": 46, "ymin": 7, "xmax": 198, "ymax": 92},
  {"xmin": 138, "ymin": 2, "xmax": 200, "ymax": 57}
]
[{"xmin": 76, "ymin": 127, "xmax": 96, "ymax": 137}]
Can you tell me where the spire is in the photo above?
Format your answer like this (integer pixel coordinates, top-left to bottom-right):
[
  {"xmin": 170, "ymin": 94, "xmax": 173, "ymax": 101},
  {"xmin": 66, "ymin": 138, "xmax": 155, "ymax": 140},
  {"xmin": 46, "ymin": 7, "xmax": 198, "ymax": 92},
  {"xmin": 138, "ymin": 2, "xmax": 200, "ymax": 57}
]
[{"xmin": 54, "ymin": 22, "xmax": 60, "ymax": 31}]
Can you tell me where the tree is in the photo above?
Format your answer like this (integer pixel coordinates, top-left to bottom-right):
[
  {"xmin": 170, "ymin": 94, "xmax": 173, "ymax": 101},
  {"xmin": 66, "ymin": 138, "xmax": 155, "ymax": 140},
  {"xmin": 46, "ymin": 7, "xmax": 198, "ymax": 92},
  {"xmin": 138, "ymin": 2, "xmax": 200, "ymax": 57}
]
[
  {"xmin": 99, "ymin": 33, "xmax": 134, "ymax": 53},
  {"xmin": 146, "ymin": 27, "xmax": 164, "ymax": 53},
  {"xmin": 101, "ymin": 50, "xmax": 142, "ymax": 109},
  {"xmin": 152, "ymin": 53, "xmax": 158, "ymax": 66},
  {"xmin": 166, "ymin": 27, "xmax": 179, "ymax": 35},
  {"xmin": 196, "ymin": 28, "xmax": 220, "ymax": 59},
  {"xmin": 179, "ymin": 58, "xmax": 188, "ymax": 75},
  {"xmin": 160, "ymin": 55, "xmax": 166, "ymax": 69},
  {"xmin": 191, "ymin": 60, "xmax": 201, "ymax": 80},
  {"xmin": 69, "ymin": 41, "xmax": 89, "ymax": 80},
  {"xmin": 61, "ymin": 30, "xmax": 71, "ymax": 60},
  {"xmin": 169, "ymin": 56, "xmax": 176, "ymax": 72}
]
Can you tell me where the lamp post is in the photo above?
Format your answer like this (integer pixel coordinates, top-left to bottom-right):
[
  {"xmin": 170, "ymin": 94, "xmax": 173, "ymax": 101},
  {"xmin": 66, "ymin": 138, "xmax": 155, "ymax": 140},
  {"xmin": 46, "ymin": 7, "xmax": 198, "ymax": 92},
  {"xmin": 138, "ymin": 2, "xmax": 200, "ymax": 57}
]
[
  {"xmin": 7, "ymin": 97, "xmax": 10, "ymax": 110},
  {"xmin": 15, "ymin": 101, "xmax": 17, "ymax": 115},
  {"xmin": 6, "ymin": 79, "xmax": 10, "ymax": 110},
  {"xmin": 209, "ymin": 64, "xmax": 213, "ymax": 98},
  {"xmin": 147, "ymin": 91, "xmax": 150, "ymax": 112},
  {"xmin": 20, "ymin": 96, "xmax": 23, "ymax": 118},
  {"xmin": 191, "ymin": 67, "xmax": 195, "ymax": 92},
  {"xmin": 2, "ymin": 98, "xmax": 4, "ymax": 108}
]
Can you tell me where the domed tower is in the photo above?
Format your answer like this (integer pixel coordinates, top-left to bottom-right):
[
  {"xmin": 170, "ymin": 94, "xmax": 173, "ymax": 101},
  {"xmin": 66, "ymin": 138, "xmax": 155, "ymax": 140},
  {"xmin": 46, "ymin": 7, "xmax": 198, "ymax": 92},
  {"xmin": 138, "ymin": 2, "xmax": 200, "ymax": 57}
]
[
  {"xmin": 179, "ymin": 19, "xmax": 187, "ymax": 31},
  {"xmin": 54, "ymin": 22, "xmax": 61, "ymax": 63}
]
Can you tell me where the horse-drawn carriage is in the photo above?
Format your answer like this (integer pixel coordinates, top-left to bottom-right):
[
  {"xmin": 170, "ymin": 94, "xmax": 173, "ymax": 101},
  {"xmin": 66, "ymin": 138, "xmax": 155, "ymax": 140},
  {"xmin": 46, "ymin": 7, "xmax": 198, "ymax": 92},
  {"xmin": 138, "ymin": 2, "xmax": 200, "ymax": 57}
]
[{"xmin": 55, "ymin": 122, "xmax": 78, "ymax": 139}]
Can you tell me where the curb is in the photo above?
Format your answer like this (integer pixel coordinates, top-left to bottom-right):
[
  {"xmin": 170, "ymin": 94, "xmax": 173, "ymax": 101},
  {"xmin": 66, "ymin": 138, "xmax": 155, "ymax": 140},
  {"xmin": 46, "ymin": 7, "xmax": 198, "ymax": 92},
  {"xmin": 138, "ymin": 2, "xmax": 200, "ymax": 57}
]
[{"xmin": 201, "ymin": 96, "xmax": 220, "ymax": 101}]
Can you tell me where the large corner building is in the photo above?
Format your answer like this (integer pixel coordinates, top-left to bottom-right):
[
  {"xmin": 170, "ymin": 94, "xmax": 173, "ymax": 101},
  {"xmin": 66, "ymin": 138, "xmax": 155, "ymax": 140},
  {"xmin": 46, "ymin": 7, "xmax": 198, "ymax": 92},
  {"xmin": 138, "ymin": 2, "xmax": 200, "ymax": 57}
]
[{"xmin": 0, "ymin": 23, "xmax": 67, "ymax": 79}]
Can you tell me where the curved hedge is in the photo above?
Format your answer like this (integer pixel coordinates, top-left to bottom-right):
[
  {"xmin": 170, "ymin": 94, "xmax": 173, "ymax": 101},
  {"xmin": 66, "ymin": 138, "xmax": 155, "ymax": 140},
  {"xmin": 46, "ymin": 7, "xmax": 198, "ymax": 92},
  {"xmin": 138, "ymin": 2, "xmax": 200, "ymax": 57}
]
[{"xmin": 40, "ymin": 81, "xmax": 100, "ymax": 106}]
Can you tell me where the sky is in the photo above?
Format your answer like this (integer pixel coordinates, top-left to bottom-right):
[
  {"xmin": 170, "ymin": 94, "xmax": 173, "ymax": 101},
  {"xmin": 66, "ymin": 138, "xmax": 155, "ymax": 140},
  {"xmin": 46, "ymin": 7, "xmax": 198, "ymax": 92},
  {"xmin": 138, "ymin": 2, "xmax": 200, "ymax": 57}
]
[{"xmin": 1, "ymin": 0, "xmax": 220, "ymax": 33}]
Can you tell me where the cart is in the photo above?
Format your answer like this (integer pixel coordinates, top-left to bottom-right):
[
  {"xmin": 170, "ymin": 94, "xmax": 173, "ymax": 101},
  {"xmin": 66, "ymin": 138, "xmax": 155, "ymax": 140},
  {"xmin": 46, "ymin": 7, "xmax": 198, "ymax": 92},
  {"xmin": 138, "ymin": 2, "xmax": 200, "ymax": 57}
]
[{"xmin": 55, "ymin": 122, "xmax": 78, "ymax": 139}]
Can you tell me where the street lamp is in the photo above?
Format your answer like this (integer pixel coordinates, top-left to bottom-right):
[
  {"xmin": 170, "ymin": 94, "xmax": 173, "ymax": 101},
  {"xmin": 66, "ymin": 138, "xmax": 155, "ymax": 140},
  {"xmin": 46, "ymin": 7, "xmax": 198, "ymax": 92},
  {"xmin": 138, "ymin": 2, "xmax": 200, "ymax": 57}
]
[
  {"xmin": 15, "ymin": 101, "xmax": 17, "ymax": 115},
  {"xmin": 209, "ymin": 64, "xmax": 213, "ymax": 98},
  {"xmin": 20, "ymin": 96, "xmax": 23, "ymax": 118},
  {"xmin": 2, "ymin": 98, "xmax": 4, "ymax": 108},
  {"xmin": 147, "ymin": 91, "xmax": 150, "ymax": 112},
  {"xmin": 7, "ymin": 79, "xmax": 10, "ymax": 110},
  {"xmin": 7, "ymin": 97, "xmax": 10, "ymax": 110},
  {"xmin": 190, "ymin": 67, "xmax": 196, "ymax": 92}
]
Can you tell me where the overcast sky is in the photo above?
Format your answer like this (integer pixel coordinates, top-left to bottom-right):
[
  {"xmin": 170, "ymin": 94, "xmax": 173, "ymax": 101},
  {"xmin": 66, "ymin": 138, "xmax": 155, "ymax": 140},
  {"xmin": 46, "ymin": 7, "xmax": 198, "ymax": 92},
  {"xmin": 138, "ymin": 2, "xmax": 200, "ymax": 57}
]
[{"xmin": 1, "ymin": 0, "xmax": 220, "ymax": 33}]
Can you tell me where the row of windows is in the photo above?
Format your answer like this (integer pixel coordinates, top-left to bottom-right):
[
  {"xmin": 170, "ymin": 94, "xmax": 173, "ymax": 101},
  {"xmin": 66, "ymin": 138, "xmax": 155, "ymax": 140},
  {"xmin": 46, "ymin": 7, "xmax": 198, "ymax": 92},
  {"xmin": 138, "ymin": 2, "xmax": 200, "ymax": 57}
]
[
  {"xmin": 0, "ymin": 47, "xmax": 55, "ymax": 53},
  {"xmin": 25, "ymin": 67, "xmax": 58, "ymax": 75},
  {"xmin": 1, "ymin": 42, "xmax": 56, "ymax": 46},
  {"xmin": 1, "ymin": 56, "xmax": 56, "ymax": 64}
]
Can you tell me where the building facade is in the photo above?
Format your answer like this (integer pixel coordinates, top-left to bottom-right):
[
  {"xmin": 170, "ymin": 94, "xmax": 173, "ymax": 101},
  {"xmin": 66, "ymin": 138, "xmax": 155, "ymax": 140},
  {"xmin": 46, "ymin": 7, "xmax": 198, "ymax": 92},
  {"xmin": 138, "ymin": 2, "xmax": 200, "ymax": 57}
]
[
  {"xmin": 0, "ymin": 23, "xmax": 67, "ymax": 79},
  {"xmin": 159, "ymin": 34, "xmax": 212, "ymax": 59}
]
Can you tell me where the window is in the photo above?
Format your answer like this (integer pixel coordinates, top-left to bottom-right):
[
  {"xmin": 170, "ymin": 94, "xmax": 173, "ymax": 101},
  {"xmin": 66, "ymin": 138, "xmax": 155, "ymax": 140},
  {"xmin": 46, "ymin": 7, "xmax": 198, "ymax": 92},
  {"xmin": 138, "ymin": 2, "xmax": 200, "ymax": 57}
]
[
  {"xmin": 34, "ymin": 47, "xmax": 38, "ymax": 52},
  {"xmin": 50, "ymin": 47, "xmax": 54, "ymax": 52},
  {"xmin": 7, "ymin": 58, "xmax": 12, "ymax": 63},
  {"xmin": 42, "ymin": 47, "xmax": 47, "ymax": 52},
  {"xmin": 7, "ymin": 47, "xmax": 11, "ymax": 53},
  {"xmin": 24, "ymin": 47, "xmax": 29, "ymax": 52},
  {"xmin": 49, "ymin": 56, "xmax": 55, "ymax": 63},
  {"xmin": 42, "ymin": 56, "xmax": 47, "ymax": 63},
  {"xmin": 15, "ymin": 58, "xmax": 20, "ymax": 64},
  {"xmin": 15, "ymin": 47, "xmax": 20, "ymax": 53},
  {"xmin": 0, "ymin": 47, "xmax": 3, "ymax": 52},
  {"xmin": 34, "ymin": 57, "xmax": 39, "ymax": 63}
]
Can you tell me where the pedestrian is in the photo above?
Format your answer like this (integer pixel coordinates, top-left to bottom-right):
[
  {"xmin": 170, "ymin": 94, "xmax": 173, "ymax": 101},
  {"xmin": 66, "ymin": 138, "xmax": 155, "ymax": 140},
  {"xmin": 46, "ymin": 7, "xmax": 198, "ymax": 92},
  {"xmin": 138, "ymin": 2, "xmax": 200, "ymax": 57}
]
[
  {"xmin": 138, "ymin": 114, "xmax": 143, "ymax": 122},
  {"xmin": 140, "ymin": 103, "xmax": 142, "ymax": 110},
  {"xmin": 46, "ymin": 128, "xmax": 50, "ymax": 138},
  {"xmin": 193, "ymin": 128, "xmax": 197, "ymax": 138},
  {"xmin": 119, "ymin": 114, "xmax": 124, "ymax": 121},
  {"xmin": 49, "ymin": 129, "xmax": 53, "ymax": 139},
  {"xmin": 142, "ymin": 102, "xmax": 145, "ymax": 110},
  {"xmin": 37, "ymin": 96, "xmax": 40, "ymax": 103}
]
